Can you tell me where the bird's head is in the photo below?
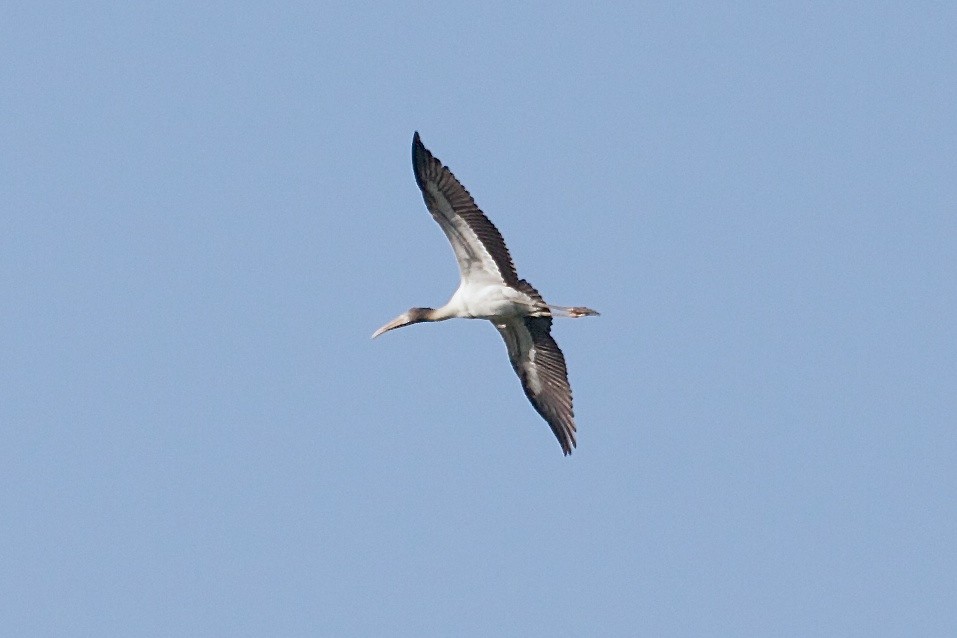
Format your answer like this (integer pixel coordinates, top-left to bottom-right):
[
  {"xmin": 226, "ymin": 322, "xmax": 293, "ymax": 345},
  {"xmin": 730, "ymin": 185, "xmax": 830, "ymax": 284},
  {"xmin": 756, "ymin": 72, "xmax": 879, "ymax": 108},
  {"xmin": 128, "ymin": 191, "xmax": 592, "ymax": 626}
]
[{"xmin": 371, "ymin": 307, "xmax": 433, "ymax": 339}]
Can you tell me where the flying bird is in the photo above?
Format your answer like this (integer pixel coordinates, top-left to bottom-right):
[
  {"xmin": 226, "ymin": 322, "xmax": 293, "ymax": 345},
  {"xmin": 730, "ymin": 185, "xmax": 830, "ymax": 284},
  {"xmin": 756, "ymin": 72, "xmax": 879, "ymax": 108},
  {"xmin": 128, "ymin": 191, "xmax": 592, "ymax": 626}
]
[{"xmin": 372, "ymin": 132, "xmax": 598, "ymax": 455}]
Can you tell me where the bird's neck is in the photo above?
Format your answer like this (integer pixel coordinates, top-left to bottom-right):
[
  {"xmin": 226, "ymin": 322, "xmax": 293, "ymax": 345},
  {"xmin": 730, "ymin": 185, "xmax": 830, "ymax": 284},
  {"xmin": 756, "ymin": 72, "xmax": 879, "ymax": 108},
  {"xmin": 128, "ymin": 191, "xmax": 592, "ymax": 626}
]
[{"xmin": 425, "ymin": 304, "xmax": 459, "ymax": 322}]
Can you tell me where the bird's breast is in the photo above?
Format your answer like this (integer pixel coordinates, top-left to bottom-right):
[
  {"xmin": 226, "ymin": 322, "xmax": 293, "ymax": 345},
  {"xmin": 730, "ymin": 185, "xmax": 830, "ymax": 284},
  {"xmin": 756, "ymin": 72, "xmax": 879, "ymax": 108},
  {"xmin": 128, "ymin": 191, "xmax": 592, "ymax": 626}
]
[{"xmin": 449, "ymin": 282, "xmax": 535, "ymax": 320}]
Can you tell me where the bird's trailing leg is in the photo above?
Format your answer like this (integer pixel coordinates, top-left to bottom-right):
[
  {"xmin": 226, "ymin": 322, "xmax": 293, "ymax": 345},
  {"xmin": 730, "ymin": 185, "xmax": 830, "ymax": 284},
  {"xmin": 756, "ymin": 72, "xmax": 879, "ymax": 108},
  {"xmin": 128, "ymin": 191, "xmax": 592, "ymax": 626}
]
[{"xmin": 548, "ymin": 305, "xmax": 600, "ymax": 318}]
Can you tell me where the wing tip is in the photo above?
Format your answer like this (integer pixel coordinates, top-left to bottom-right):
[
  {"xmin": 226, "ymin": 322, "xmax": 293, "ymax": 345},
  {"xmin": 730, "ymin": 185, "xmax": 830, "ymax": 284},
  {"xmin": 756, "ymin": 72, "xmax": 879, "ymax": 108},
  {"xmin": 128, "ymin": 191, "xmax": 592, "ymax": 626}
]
[
  {"xmin": 559, "ymin": 427, "xmax": 577, "ymax": 456},
  {"xmin": 411, "ymin": 131, "xmax": 431, "ymax": 189}
]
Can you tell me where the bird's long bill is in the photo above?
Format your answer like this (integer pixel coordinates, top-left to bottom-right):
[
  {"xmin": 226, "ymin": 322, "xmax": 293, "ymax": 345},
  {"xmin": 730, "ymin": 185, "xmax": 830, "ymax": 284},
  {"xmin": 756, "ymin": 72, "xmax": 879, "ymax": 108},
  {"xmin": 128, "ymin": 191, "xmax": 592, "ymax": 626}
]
[{"xmin": 371, "ymin": 313, "xmax": 412, "ymax": 339}]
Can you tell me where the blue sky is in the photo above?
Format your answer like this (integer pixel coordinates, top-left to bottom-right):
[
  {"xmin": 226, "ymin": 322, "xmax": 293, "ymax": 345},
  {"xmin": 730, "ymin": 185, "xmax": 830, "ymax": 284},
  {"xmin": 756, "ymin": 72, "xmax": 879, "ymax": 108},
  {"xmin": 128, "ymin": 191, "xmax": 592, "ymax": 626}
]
[{"xmin": 2, "ymin": 3, "xmax": 955, "ymax": 636}]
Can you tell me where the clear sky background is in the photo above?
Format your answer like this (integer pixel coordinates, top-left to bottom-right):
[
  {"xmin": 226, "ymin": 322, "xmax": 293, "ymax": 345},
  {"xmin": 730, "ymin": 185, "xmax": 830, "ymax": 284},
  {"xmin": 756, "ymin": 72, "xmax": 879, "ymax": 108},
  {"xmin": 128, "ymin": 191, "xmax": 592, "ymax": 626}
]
[{"xmin": 2, "ymin": 3, "xmax": 955, "ymax": 636}]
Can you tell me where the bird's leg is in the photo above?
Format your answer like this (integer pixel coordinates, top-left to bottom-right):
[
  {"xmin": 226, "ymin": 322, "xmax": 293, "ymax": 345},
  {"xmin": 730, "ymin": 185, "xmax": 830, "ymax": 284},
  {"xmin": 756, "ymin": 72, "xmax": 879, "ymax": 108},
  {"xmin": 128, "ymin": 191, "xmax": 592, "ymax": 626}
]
[{"xmin": 547, "ymin": 305, "xmax": 600, "ymax": 318}]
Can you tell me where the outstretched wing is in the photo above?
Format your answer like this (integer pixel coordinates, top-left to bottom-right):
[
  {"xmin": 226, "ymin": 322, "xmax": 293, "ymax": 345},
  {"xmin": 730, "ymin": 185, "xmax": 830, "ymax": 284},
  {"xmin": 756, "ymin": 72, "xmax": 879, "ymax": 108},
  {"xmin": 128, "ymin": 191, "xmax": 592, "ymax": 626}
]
[
  {"xmin": 412, "ymin": 132, "xmax": 519, "ymax": 286},
  {"xmin": 494, "ymin": 283, "xmax": 577, "ymax": 455}
]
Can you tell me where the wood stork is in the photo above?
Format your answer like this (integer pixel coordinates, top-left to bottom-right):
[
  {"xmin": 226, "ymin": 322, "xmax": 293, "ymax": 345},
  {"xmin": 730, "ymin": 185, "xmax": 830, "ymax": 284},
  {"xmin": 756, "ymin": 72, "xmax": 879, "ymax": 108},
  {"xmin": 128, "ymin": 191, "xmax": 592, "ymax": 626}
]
[{"xmin": 372, "ymin": 132, "xmax": 598, "ymax": 455}]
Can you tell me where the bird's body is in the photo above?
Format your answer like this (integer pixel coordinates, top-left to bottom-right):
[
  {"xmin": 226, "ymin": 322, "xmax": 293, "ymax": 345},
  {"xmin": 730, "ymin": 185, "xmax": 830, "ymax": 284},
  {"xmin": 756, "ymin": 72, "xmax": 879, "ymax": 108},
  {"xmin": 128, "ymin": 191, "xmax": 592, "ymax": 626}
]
[
  {"xmin": 373, "ymin": 133, "xmax": 598, "ymax": 455},
  {"xmin": 445, "ymin": 280, "xmax": 539, "ymax": 319}
]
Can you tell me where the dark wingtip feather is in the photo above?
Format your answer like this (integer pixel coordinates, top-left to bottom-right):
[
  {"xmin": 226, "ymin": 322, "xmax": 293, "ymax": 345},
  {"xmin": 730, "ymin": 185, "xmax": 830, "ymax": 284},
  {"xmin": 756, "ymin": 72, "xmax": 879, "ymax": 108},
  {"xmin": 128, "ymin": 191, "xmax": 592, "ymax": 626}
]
[
  {"xmin": 411, "ymin": 131, "xmax": 429, "ymax": 191},
  {"xmin": 561, "ymin": 434, "xmax": 575, "ymax": 455}
]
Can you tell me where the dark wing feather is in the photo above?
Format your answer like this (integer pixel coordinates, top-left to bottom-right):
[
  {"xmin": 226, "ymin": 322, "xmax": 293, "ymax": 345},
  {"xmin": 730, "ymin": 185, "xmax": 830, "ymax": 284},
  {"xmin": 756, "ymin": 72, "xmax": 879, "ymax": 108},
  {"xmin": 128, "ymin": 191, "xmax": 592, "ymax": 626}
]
[
  {"xmin": 412, "ymin": 132, "xmax": 519, "ymax": 286},
  {"xmin": 494, "ymin": 282, "xmax": 577, "ymax": 455}
]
